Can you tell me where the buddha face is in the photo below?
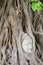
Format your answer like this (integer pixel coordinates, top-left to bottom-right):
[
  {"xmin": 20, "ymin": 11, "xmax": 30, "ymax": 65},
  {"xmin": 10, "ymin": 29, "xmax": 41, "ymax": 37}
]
[{"xmin": 22, "ymin": 33, "xmax": 33, "ymax": 53}]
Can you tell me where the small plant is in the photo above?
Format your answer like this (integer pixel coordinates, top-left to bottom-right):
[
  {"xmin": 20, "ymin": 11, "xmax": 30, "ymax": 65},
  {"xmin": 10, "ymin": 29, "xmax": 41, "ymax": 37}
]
[{"xmin": 29, "ymin": 0, "xmax": 43, "ymax": 11}]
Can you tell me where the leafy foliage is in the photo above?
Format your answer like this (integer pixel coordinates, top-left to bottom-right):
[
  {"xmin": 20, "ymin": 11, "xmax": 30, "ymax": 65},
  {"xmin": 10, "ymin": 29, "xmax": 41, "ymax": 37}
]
[
  {"xmin": 29, "ymin": 0, "xmax": 43, "ymax": 11},
  {"xmin": 32, "ymin": 1, "xmax": 42, "ymax": 11}
]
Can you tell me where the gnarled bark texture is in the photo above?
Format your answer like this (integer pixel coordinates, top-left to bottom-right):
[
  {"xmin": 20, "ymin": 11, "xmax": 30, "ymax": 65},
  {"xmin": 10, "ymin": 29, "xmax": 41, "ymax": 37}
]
[{"xmin": 0, "ymin": 0, "xmax": 43, "ymax": 65}]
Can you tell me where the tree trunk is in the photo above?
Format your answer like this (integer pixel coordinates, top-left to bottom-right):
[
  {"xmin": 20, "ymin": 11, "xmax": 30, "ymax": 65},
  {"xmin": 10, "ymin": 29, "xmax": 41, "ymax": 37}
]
[{"xmin": 0, "ymin": 0, "xmax": 43, "ymax": 65}]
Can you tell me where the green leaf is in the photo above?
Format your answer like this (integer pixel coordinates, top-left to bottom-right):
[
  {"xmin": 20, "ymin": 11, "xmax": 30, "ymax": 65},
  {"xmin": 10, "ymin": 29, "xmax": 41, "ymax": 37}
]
[
  {"xmin": 31, "ymin": 2, "xmax": 37, "ymax": 11},
  {"xmin": 37, "ymin": 2, "xmax": 42, "ymax": 11},
  {"xmin": 30, "ymin": 0, "xmax": 39, "ymax": 2},
  {"xmin": 31, "ymin": 1, "xmax": 42, "ymax": 11}
]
